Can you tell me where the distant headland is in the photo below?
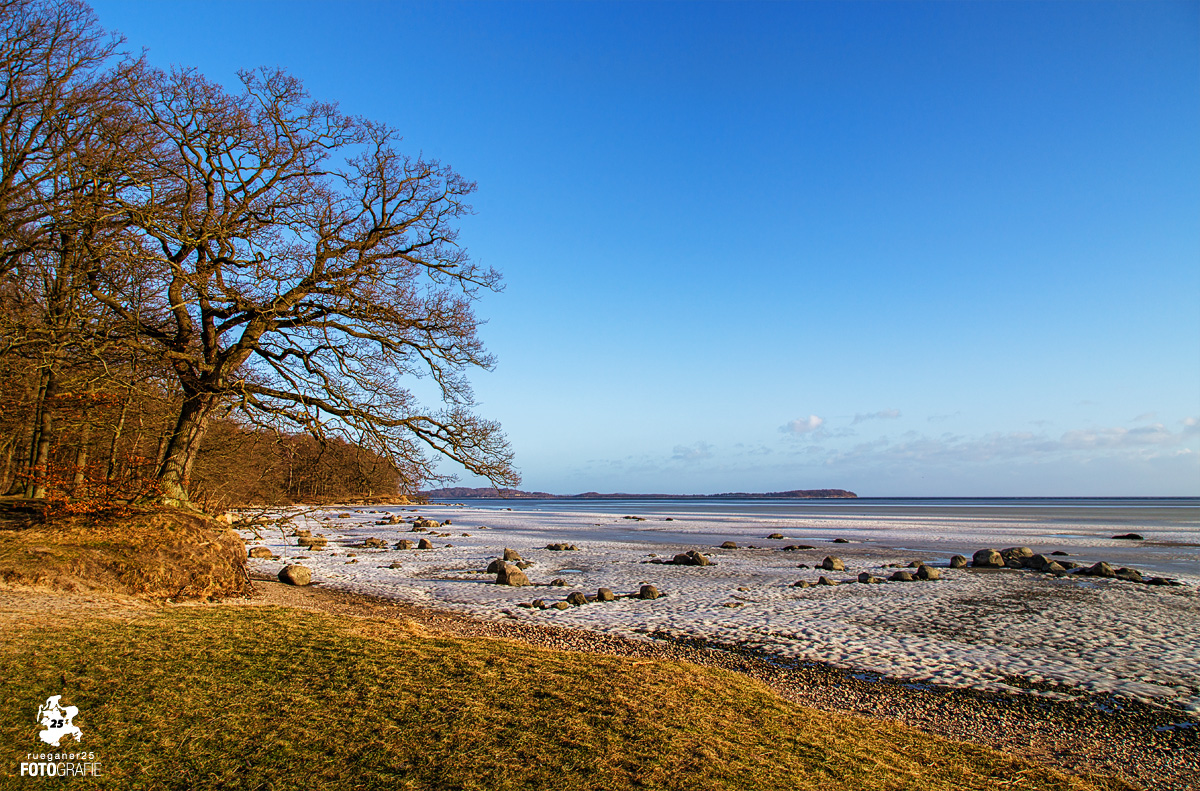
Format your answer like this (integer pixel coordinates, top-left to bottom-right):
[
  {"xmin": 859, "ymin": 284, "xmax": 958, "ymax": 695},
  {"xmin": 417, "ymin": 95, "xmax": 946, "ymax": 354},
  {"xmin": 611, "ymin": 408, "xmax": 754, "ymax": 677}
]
[{"xmin": 421, "ymin": 487, "xmax": 857, "ymax": 500}]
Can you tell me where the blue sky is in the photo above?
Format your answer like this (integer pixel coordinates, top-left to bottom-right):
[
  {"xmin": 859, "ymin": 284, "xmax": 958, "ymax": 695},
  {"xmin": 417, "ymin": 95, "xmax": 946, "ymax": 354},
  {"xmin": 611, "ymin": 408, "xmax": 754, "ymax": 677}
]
[{"xmin": 90, "ymin": 0, "xmax": 1200, "ymax": 496}]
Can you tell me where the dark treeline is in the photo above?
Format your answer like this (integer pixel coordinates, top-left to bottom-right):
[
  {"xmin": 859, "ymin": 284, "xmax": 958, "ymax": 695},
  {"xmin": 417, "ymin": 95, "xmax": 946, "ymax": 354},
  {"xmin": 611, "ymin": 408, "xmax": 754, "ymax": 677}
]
[{"xmin": 0, "ymin": 0, "xmax": 517, "ymax": 512}]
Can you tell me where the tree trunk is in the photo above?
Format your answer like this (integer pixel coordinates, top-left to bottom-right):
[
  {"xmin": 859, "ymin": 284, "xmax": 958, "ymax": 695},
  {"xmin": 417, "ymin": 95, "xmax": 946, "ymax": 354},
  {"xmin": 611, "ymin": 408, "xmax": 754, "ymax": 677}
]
[
  {"xmin": 154, "ymin": 389, "xmax": 217, "ymax": 507},
  {"xmin": 26, "ymin": 367, "xmax": 58, "ymax": 499},
  {"xmin": 71, "ymin": 419, "xmax": 93, "ymax": 495}
]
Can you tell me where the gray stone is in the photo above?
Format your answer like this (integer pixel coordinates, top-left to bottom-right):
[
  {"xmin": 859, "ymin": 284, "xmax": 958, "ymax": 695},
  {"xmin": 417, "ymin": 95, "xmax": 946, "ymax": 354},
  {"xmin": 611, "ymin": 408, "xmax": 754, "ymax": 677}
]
[
  {"xmin": 552, "ymin": 601, "xmax": 571, "ymax": 610},
  {"xmin": 1112, "ymin": 533, "xmax": 1144, "ymax": 541},
  {"xmin": 792, "ymin": 580, "xmax": 813, "ymax": 588},
  {"xmin": 566, "ymin": 591, "xmax": 588, "ymax": 606},
  {"xmin": 767, "ymin": 533, "xmax": 785, "ymax": 540},
  {"xmin": 495, "ymin": 562, "xmax": 531, "ymax": 586},
  {"xmin": 638, "ymin": 584, "xmax": 660, "ymax": 600},
  {"xmin": 278, "ymin": 565, "xmax": 312, "ymax": 586},
  {"xmin": 857, "ymin": 572, "xmax": 874, "ymax": 583},
  {"xmin": 820, "ymin": 556, "xmax": 845, "ymax": 572},
  {"xmin": 503, "ymin": 547, "xmax": 523, "ymax": 562},
  {"xmin": 972, "ymin": 549, "xmax": 1004, "ymax": 568},
  {"xmin": 486, "ymin": 558, "xmax": 505, "ymax": 573},
  {"xmin": 949, "ymin": 555, "xmax": 967, "ymax": 569},
  {"xmin": 916, "ymin": 565, "xmax": 940, "ymax": 581},
  {"xmin": 1001, "ymin": 546, "xmax": 1035, "ymax": 559},
  {"xmin": 817, "ymin": 576, "xmax": 836, "ymax": 586},
  {"xmin": 596, "ymin": 587, "xmax": 615, "ymax": 602},
  {"xmin": 551, "ymin": 578, "xmax": 567, "ymax": 587},
  {"xmin": 416, "ymin": 538, "xmax": 434, "ymax": 550},
  {"xmin": 720, "ymin": 541, "xmax": 739, "ymax": 549},
  {"xmin": 1043, "ymin": 561, "xmax": 1066, "ymax": 574},
  {"xmin": 832, "ymin": 538, "xmax": 850, "ymax": 543},
  {"xmin": 545, "ymin": 543, "xmax": 578, "ymax": 551},
  {"xmin": 394, "ymin": 539, "xmax": 414, "ymax": 550},
  {"xmin": 889, "ymin": 570, "xmax": 916, "ymax": 582}
]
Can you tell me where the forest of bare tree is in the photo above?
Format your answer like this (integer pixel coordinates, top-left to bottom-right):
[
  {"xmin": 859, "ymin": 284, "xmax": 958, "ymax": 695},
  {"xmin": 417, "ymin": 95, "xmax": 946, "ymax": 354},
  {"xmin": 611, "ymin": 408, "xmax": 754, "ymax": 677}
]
[{"xmin": 0, "ymin": 0, "xmax": 517, "ymax": 512}]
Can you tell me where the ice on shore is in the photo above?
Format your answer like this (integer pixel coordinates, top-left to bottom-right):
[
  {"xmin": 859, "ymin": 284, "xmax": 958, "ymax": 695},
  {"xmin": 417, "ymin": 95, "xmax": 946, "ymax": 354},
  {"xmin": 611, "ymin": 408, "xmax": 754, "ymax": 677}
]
[{"xmin": 240, "ymin": 503, "xmax": 1200, "ymax": 715}]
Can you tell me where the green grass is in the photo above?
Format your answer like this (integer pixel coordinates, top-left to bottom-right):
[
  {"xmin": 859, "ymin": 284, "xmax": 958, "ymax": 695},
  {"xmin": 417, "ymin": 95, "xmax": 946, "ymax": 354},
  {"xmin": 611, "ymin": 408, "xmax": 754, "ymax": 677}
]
[{"xmin": 0, "ymin": 604, "xmax": 1129, "ymax": 791}]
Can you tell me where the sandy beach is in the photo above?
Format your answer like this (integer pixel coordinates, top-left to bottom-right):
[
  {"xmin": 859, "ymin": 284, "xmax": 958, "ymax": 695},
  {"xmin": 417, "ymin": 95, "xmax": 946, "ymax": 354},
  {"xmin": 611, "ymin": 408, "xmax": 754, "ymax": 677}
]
[{"xmin": 240, "ymin": 502, "xmax": 1200, "ymax": 722}]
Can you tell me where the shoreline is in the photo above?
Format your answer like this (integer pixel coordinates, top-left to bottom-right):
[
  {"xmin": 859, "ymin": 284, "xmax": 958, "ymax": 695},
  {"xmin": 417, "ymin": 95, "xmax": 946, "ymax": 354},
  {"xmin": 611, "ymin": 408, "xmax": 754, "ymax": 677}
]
[{"xmin": 238, "ymin": 575, "xmax": 1197, "ymax": 791}]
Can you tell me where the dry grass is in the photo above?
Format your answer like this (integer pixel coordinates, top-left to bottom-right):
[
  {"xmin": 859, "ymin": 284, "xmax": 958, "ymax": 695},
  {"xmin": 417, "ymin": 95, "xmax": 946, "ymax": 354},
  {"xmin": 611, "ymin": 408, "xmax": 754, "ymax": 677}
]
[
  {"xmin": 0, "ymin": 602, "xmax": 1132, "ymax": 791},
  {"xmin": 0, "ymin": 506, "xmax": 249, "ymax": 600}
]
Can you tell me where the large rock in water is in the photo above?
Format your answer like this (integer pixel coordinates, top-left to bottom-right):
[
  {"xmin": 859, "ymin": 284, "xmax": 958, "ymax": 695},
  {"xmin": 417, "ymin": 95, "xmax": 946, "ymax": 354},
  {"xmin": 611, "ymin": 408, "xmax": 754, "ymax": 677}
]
[
  {"xmin": 972, "ymin": 549, "xmax": 1004, "ymax": 568},
  {"xmin": 495, "ymin": 562, "xmax": 531, "ymax": 586},
  {"xmin": 949, "ymin": 555, "xmax": 968, "ymax": 569},
  {"xmin": 278, "ymin": 565, "xmax": 312, "ymax": 586},
  {"xmin": 820, "ymin": 556, "xmax": 845, "ymax": 572}
]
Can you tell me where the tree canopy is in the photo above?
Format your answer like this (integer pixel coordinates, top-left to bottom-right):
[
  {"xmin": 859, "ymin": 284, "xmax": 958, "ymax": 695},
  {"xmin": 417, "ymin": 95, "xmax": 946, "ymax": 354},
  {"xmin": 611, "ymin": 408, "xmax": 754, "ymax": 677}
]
[{"xmin": 0, "ymin": 0, "xmax": 517, "ymax": 508}]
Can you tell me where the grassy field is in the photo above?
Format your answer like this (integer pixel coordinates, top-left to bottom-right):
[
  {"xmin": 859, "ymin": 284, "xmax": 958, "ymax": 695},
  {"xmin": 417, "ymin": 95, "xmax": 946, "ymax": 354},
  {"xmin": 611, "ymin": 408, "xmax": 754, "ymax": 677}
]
[{"xmin": 0, "ymin": 601, "xmax": 1130, "ymax": 790}]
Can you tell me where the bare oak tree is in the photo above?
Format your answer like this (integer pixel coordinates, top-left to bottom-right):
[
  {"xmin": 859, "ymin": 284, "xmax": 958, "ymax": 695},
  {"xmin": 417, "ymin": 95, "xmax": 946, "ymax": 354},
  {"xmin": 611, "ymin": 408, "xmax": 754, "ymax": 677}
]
[{"xmin": 89, "ymin": 67, "xmax": 517, "ymax": 505}]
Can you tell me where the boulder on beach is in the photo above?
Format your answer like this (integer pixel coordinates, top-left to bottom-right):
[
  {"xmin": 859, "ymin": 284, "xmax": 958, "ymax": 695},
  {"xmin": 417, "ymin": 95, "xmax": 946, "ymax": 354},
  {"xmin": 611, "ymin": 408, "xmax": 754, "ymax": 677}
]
[
  {"xmin": 1026, "ymin": 554, "xmax": 1053, "ymax": 571},
  {"xmin": 596, "ymin": 587, "xmax": 615, "ymax": 602},
  {"xmin": 972, "ymin": 549, "xmax": 1004, "ymax": 568},
  {"xmin": 832, "ymin": 538, "xmax": 850, "ymax": 543},
  {"xmin": 361, "ymin": 537, "xmax": 387, "ymax": 549},
  {"xmin": 416, "ymin": 538, "xmax": 434, "ymax": 550},
  {"xmin": 1112, "ymin": 533, "xmax": 1145, "ymax": 541},
  {"xmin": 278, "ymin": 565, "xmax": 312, "ymax": 586},
  {"xmin": 889, "ymin": 570, "xmax": 916, "ymax": 582},
  {"xmin": 671, "ymin": 550, "xmax": 711, "ymax": 566},
  {"xmin": 503, "ymin": 547, "xmax": 523, "ymax": 562},
  {"xmin": 566, "ymin": 591, "xmax": 588, "ymax": 606},
  {"xmin": 820, "ymin": 556, "xmax": 845, "ymax": 572},
  {"xmin": 516, "ymin": 561, "xmax": 533, "ymax": 569},
  {"xmin": 857, "ymin": 573, "xmax": 885, "ymax": 584},
  {"xmin": 1044, "ymin": 561, "xmax": 1066, "ymax": 574},
  {"xmin": 413, "ymin": 518, "xmax": 441, "ymax": 529},
  {"xmin": 545, "ymin": 543, "xmax": 578, "ymax": 551},
  {"xmin": 495, "ymin": 562, "xmax": 531, "ymax": 587},
  {"xmin": 817, "ymin": 576, "xmax": 836, "ymax": 586},
  {"xmin": 486, "ymin": 558, "xmax": 505, "ymax": 573},
  {"xmin": 551, "ymin": 578, "xmax": 567, "ymax": 587},
  {"xmin": 248, "ymin": 546, "xmax": 272, "ymax": 558},
  {"xmin": 949, "ymin": 555, "xmax": 967, "ymax": 569},
  {"xmin": 1115, "ymin": 567, "xmax": 1144, "ymax": 583},
  {"xmin": 767, "ymin": 533, "xmax": 785, "ymax": 540},
  {"xmin": 297, "ymin": 535, "xmax": 326, "ymax": 548},
  {"xmin": 394, "ymin": 539, "xmax": 414, "ymax": 550},
  {"xmin": 638, "ymin": 584, "xmax": 660, "ymax": 600},
  {"xmin": 792, "ymin": 580, "xmax": 813, "ymax": 588},
  {"xmin": 552, "ymin": 601, "xmax": 571, "ymax": 610},
  {"xmin": 1080, "ymin": 561, "xmax": 1117, "ymax": 578},
  {"xmin": 916, "ymin": 565, "xmax": 940, "ymax": 581},
  {"xmin": 720, "ymin": 541, "xmax": 739, "ymax": 549}
]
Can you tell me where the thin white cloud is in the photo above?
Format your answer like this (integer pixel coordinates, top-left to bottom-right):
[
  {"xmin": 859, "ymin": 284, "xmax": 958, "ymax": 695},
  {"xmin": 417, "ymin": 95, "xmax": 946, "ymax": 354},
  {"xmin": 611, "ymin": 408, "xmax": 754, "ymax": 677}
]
[
  {"xmin": 781, "ymin": 415, "xmax": 825, "ymax": 436},
  {"xmin": 927, "ymin": 411, "xmax": 961, "ymax": 423},
  {"xmin": 1132, "ymin": 411, "xmax": 1158, "ymax": 422},
  {"xmin": 852, "ymin": 408, "xmax": 901, "ymax": 425},
  {"xmin": 672, "ymin": 441, "xmax": 713, "ymax": 462}
]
